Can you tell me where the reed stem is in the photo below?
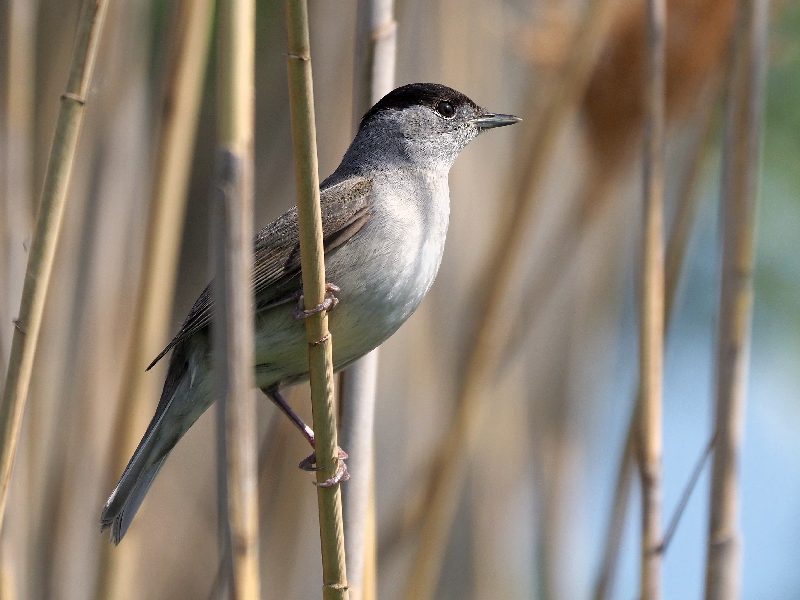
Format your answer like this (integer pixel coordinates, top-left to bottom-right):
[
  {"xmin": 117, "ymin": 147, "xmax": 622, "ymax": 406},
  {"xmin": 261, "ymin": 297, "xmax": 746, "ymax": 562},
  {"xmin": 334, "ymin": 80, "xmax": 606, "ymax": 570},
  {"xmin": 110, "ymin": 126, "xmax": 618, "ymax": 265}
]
[
  {"xmin": 341, "ymin": 2, "xmax": 396, "ymax": 598},
  {"xmin": 638, "ymin": 0, "xmax": 666, "ymax": 597},
  {"xmin": 0, "ymin": 0, "xmax": 110, "ymax": 532},
  {"xmin": 93, "ymin": 2, "xmax": 214, "ymax": 597},
  {"xmin": 285, "ymin": 1, "xmax": 349, "ymax": 597},
  {"xmin": 214, "ymin": 0, "xmax": 261, "ymax": 597},
  {"xmin": 705, "ymin": 0, "xmax": 767, "ymax": 597},
  {"xmin": 403, "ymin": 2, "xmax": 623, "ymax": 596}
]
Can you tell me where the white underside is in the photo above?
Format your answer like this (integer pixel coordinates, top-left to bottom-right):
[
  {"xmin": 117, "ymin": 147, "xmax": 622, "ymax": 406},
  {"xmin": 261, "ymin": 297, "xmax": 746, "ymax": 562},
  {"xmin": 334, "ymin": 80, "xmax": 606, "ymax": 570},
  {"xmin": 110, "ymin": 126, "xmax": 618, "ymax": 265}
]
[{"xmin": 253, "ymin": 167, "xmax": 450, "ymax": 387}]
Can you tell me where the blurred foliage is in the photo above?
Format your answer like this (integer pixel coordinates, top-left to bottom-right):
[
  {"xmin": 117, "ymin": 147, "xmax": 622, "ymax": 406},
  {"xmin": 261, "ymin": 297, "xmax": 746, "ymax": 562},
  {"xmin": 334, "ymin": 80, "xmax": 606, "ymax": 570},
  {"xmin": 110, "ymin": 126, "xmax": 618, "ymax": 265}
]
[{"xmin": 756, "ymin": 3, "xmax": 800, "ymax": 333}]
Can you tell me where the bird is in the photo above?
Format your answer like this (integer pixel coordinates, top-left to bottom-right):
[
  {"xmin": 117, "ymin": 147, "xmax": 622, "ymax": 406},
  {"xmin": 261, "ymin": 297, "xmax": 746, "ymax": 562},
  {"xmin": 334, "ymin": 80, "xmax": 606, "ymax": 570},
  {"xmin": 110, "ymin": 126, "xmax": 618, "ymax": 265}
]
[{"xmin": 100, "ymin": 82, "xmax": 520, "ymax": 544}]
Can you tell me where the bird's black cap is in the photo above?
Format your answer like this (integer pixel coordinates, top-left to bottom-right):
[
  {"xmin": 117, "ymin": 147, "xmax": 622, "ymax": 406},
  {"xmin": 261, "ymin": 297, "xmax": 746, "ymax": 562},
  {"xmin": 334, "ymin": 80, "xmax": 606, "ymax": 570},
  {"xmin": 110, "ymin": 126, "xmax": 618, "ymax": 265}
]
[{"xmin": 359, "ymin": 83, "xmax": 479, "ymax": 130}]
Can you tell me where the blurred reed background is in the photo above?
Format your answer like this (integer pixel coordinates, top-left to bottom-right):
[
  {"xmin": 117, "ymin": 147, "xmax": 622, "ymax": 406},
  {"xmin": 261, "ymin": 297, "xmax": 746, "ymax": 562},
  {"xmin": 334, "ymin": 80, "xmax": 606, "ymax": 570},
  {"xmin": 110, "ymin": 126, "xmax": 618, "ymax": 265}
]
[{"xmin": 0, "ymin": 0, "xmax": 797, "ymax": 598}]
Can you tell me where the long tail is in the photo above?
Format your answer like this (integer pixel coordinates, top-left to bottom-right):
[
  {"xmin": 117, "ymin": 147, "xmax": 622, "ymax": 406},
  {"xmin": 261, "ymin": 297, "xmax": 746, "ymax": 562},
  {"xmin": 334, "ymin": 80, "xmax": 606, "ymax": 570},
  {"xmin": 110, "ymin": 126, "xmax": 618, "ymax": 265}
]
[
  {"xmin": 100, "ymin": 451, "xmax": 169, "ymax": 544},
  {"xmin": 100, "ymin": 345, "xmax": 211, "ymax": 544}
]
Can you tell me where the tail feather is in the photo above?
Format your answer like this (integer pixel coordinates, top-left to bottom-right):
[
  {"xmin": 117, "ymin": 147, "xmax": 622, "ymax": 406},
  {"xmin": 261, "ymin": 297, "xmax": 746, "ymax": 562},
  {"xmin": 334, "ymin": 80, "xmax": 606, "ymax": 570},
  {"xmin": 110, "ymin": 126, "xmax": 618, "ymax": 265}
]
[
  {"xmin": 101, "ymin": 455, "xmax": 168, "ymax": 544},
  {"xmin": 100, "ymin": 340, "xmax": 212, "ymax": 544},
  {"xmin": 100, "ymin": 394, "xmax": 178, "ymax": 545}
]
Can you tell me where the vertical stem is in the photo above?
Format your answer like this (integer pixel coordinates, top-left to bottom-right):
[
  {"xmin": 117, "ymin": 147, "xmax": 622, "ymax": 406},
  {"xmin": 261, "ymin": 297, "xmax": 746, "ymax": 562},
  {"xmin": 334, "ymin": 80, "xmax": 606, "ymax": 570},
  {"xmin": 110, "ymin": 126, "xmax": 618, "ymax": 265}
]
[
  {"xmin": 1, "ymin": 0, "xmax": 39, "ymax": 372},
  {"xmin": 403, "ymin": 1, "xmax": 623, "ymax": 596},
  {"xmin": 285, "ymin": 1, "xmax": 349, "ymax": 598},
  {"xmin": 342, "ymin": 1, "xmax": 395, "ymax": 598},
  {"xmin": 593, "ymin": 84, "xmax": 720, "ymax": 600},
  {"xmin": 639, "ymin": 0, "xmax": 666, "ymax": 598},
  {"xmin": 0, "ymin": 0, "xmax": 110, "ymax": 532},
  {"xmin": 214, "ymin": 0, "xmax": 260, "ymax": 598},
  {"xmin": 1, "ymin": 0, "xmax": 39, "ymax": 589},
  {"xmin": 705, "ymin": 1, "xmax": 767, "ymax": 598},
  {"xmin": 93, "ymin": 2, "xmax": 214, "ymax": 598},
  {"xmin": 339, "ymin": 356, "xmax": 378, "ymax": 599}
]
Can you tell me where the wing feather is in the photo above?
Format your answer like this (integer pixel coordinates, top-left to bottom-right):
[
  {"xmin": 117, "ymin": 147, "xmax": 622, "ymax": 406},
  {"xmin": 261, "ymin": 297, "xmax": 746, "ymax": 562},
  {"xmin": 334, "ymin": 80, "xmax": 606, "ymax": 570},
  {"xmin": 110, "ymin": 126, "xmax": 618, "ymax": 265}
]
[{"xmin": 146, "ymin": 176, "xmax": 373, "ymax": 371}]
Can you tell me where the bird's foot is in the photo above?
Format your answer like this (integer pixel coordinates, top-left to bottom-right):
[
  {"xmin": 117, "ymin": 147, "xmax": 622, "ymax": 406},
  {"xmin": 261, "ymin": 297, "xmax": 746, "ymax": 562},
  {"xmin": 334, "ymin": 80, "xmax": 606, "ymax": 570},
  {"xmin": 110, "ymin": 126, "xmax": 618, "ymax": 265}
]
[
  {"xmin": 293, "ymin": 283, "xmax": 340, "ymax": 320},
  {"xmin": 299, "ymin": 446, "xmax": 350, "ymax": 487}
]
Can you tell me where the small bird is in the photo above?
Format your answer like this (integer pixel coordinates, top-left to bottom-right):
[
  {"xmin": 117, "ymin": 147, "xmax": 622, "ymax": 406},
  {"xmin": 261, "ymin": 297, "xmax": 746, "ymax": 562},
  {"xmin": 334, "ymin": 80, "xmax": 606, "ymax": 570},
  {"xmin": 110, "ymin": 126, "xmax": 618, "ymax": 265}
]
[{"xmin": 101, "ymin": 83, "xmax": 519, "ymax": 543}]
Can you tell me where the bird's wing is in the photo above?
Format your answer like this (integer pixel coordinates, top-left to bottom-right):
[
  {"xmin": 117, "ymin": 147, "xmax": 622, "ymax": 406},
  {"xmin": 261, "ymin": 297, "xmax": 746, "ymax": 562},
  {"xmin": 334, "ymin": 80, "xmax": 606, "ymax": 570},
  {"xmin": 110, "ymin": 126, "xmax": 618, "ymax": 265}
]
[{"xmin": 146, "ymin": 176, "xmax": 374, "ymax": 370}]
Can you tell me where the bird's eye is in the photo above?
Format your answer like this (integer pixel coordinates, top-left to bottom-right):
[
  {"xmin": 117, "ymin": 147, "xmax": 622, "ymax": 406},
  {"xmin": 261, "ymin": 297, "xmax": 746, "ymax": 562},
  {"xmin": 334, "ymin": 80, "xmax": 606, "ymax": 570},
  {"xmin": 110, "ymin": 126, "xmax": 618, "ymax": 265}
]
[{"xmin": 436, "ymin": 100, "xmax": 455, "ymax": 118}]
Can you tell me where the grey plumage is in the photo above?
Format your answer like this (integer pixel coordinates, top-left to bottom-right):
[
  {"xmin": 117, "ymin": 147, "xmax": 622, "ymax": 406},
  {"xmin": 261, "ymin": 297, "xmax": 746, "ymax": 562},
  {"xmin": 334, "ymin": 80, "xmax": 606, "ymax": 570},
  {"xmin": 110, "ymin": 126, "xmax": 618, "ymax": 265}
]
[{"xmin": 100, "ymin": 83, "xmax": 519, "ymax": 544}]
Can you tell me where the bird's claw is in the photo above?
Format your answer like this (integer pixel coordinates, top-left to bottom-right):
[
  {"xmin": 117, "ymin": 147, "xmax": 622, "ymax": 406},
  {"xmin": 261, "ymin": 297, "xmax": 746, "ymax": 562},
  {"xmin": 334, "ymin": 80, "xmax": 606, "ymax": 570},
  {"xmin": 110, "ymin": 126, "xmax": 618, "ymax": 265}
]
[
  {"xmin": 299, "ymin": 447, "xmax": 350, "ymax": 487},
  {"xmin": 293, "ymin": 283, "xmax": 340, "ymax": 320}
]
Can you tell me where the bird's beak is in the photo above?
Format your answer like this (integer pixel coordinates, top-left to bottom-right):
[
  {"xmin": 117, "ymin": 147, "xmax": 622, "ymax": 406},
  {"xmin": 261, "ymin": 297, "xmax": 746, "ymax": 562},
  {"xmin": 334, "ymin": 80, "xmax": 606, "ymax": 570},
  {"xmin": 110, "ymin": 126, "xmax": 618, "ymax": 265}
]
[{"xmin": 470, "ymin": 113, "xmax": 522, "ymax": 130}]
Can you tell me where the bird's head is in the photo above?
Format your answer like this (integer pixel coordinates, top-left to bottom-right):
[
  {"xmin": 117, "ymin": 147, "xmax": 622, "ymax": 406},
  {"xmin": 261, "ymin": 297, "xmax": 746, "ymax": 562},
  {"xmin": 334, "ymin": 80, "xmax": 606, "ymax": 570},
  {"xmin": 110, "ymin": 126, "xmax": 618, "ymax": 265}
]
[{"xmin": 350, "ymin": 83, "xmax": 520, "ymax": 172}]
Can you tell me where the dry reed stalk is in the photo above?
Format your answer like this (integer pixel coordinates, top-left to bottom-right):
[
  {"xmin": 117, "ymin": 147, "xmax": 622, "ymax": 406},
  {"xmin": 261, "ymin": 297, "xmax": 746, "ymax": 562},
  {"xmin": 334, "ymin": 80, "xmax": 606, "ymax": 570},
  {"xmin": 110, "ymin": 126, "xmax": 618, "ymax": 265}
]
[
  {"xmin": 0, "ymin": 1, "xmax": 39, "ymax": 589},
  {"xmin": 705, "ymin": 0, "xmax": 767, "ymax": 597},
  {"xmin": 92, "ymin": 2, "xmax": 214, "ymax": 598},
  {"xmin": 209, "ymin": 411, "xmax": 283, "ymax": 598},
  {"xmin": 638, "ymin": 1, "xmax": 666, "ymax": 597},
  {"xmin": 592, "ymin": 89, "xmax": 721, "ymax": 600},
  {"xmin": 0, "ymin": 0, "xmax": 39, "ymax": 373},
  {"xmin": 501, "ymin": 0, "xmax": 737, "ymax": 360},
  {"xmin": 341, "ymin": 1, "xmax": 396, "ymax": 597},
  {"xmin": 402, "ymin": 2, "xmax": 624, "ymax": 597},
  {"xmin": 496, "ymin": 1, "xmax": 733, "ymax": 590},
  {"xmin": 0, "ymin": 0, "xmax": 109, "ymax": 532},
  {"xmin": 285, "ymin": 1, "xmax": 349, "ymax": 597},
  {"xmin": 213, "ymin": 0, "xmax": 261, "ymax": 597},
  {"xmin": 339, "ymin": 357, "xmax": 378, "ymax": 599}
]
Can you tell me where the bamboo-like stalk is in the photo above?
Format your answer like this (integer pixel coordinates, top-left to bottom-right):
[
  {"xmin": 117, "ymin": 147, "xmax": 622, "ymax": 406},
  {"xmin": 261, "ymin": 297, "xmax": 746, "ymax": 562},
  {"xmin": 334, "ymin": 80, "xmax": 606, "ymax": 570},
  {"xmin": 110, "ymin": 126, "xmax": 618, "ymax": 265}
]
[
  {"xmin": 285, "ymin": 1, "xmax": 349, "ymax": 598},
  {"xmin": 0, "ymin": 0, "xmax": 110, "ymax": 532},
  {"xmin": 403, "ymin": 1, "xmax": 623, "ymax": 596},
  {"xmin": 339, "ymin": 358, "xmax": 378, "ymax": 600},
  {"xmin": 593, "ymin": 84, "xmax": 720, "ymax": 600},
  {"xmin": 351, "ymin": 0, "xmax": 396, "ymax": 113},
  {"xmin": 92, "ymin": 2, "xmax": 214, "ymax": 598},
  {"xmin": 705, "ymin": 1, "xmax": 767, "ymax": 597},
  {"xmin": 1, "ymin": 0, "xmax": 39, "ymax": 589},
  {"xmin": 214, "ymin": 0, "xmax": 261, "ymax": 597},
  {"xmin": 0, "ymin": 0, "xmax": 39, "ymax": 373},
  {"xmin": 341, "ymin": 1, "xmax": 395, "ymax": 598},
  {"xmin": 638, "ymin": 1, "xmax": 666, "ymax": 598}
]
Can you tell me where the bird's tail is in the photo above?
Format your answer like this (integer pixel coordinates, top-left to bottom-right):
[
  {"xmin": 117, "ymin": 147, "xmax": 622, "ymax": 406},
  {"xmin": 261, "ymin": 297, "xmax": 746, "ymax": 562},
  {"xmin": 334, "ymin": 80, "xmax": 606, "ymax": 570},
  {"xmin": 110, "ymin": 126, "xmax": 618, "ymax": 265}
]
[
  {"xmin": 100, "ymin": 448, "xmax": 169, "ymax": 544},
  {"xmin": 100, "ymin": 345, "xmax": 210, "ymax": 544}
]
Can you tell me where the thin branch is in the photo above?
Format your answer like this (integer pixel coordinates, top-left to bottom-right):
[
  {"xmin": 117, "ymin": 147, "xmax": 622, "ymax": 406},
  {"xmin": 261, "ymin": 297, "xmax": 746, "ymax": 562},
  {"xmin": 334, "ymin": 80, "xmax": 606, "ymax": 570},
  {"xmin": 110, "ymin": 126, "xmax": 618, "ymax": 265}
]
[
  {"xmin": 638, "ymin": 0, "xmax": 666, "ymax": 598},
  {"xmin": 705, "ymin": 0, "xmax": 767, "ymax": 597},
  {"xmin": 402, "ymin": 1, "xmax": 624, "ymax": 596},
  {"xmin": 214, "ymin": 0, "xmax": 261, "ymax": 597},
  {"xmin": 661, "ymin": 432, "xmax": 717, "ymax": 554},
  {"xmin": 341, "ymin": 2, "xmax": 396, "ymax": 599},
  {"xmin": 285, "ymin": 1, "xmax": 349, "ymax": 598},
  {"xmin": 0, "ymin": 0, "xmax": 110, "ymax": 531},
  {"xmin": 0, "ymin": 0, "xmax": 39, "ymax": 376},
  {"xmin": 593, "ymin": 83, "xmax": 721, "ymax": 600}
]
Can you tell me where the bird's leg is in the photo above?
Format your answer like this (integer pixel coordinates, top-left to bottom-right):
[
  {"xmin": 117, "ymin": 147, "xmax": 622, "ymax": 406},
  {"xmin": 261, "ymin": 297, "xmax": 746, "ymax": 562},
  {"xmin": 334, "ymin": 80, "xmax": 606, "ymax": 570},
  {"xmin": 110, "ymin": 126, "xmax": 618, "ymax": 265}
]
[
  {"xmin": 264, "ymin": 387, "xmax": 315, "ymax": 446},
  {"xmin": 293, "ymin": 282, "xmax": 340, "ymax": 320},
  {"xmin": 262, "ymin": 387, "xmax": 349, "ymax": 487}
]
